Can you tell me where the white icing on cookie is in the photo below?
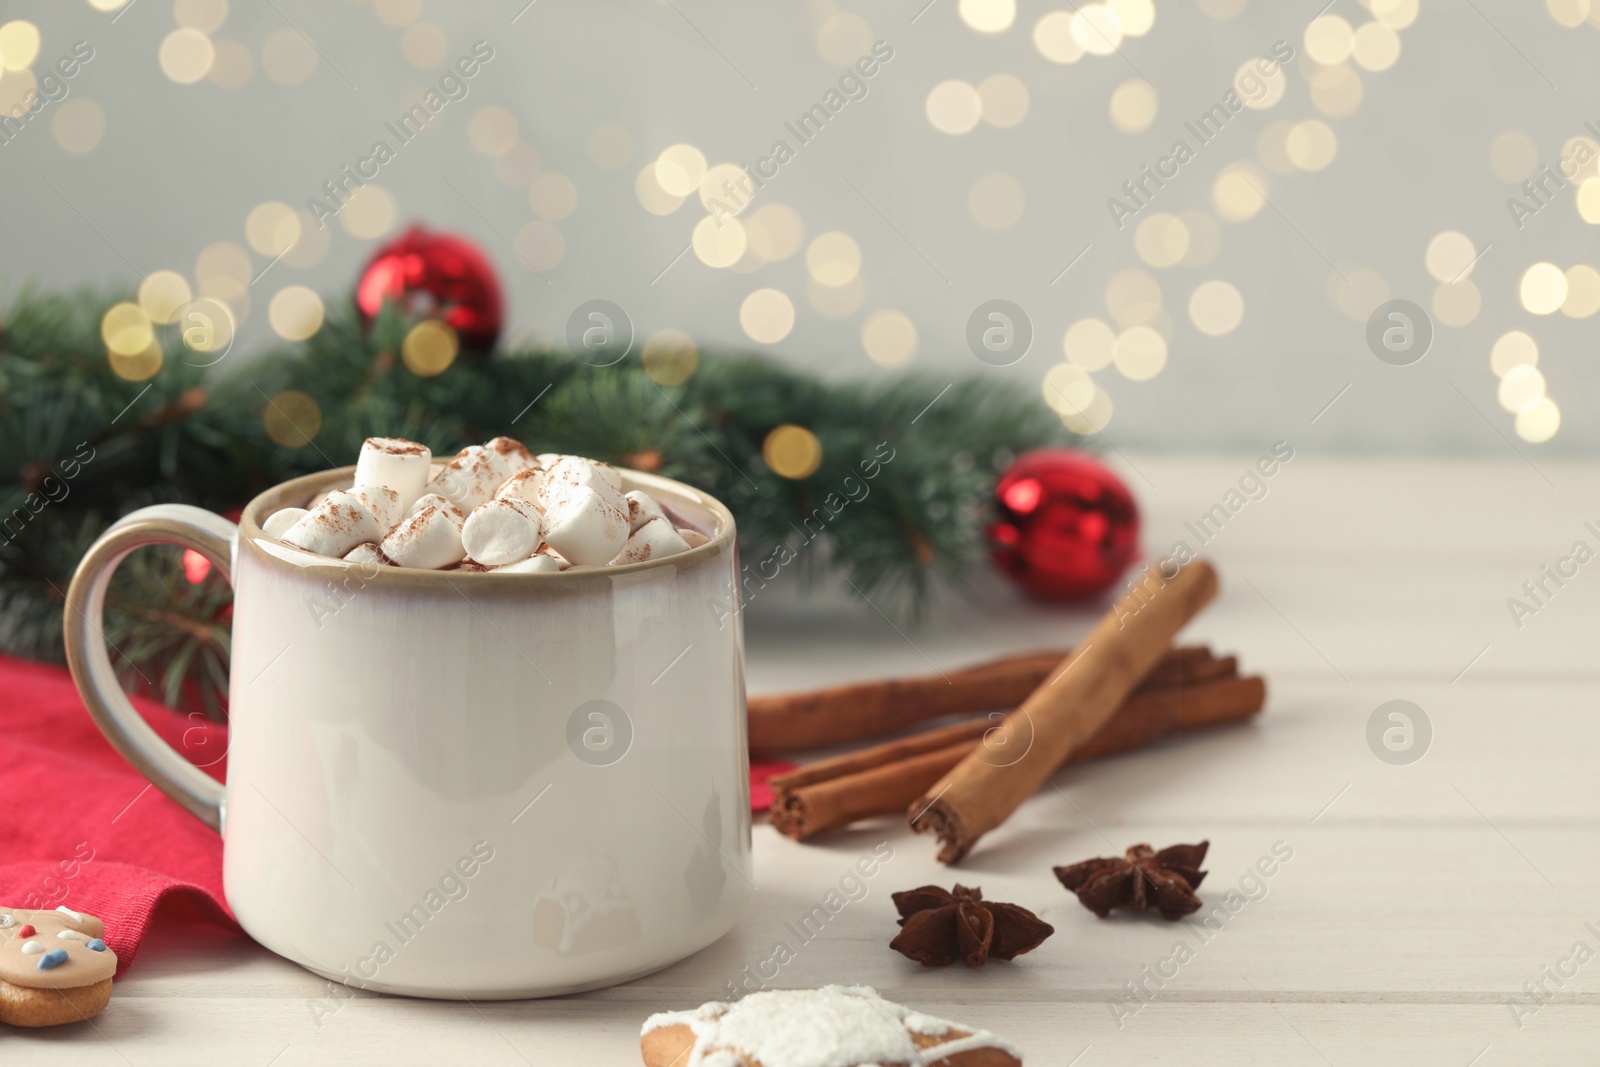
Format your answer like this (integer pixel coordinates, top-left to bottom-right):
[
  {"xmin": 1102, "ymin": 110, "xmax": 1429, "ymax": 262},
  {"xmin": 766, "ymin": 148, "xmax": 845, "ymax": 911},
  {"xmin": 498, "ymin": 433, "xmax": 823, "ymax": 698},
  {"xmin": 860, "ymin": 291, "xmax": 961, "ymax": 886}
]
[
  {"xmin": 55, "ymin": 906, "xmax": 86, "ymax": 923},
  {"xmin": 20, "ymin": 941, "xmax": 43, "ymax": 955},
  {"xmin": 641, "ymin": 985, "xmax": 1019, "ymax": 1067},
  {"xmin": 57, "ymin": 930, "xmax": 84, "ymax": 940}
]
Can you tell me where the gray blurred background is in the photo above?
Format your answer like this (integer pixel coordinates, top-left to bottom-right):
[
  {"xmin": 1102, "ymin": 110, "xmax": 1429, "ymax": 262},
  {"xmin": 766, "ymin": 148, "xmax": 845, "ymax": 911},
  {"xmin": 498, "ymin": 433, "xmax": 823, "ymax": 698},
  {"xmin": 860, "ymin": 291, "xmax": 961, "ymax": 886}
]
[{"xmin": 1, "ymin": 0, "xmax": 1596, "ymax": 451}]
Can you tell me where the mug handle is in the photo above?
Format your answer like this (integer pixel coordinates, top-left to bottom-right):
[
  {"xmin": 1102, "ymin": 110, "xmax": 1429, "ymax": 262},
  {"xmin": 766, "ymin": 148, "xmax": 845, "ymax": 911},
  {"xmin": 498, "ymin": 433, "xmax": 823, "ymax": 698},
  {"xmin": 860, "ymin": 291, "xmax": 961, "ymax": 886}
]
[{"xmin": 63, "ymin": 505, "xmax": 237, "ymax": 834}]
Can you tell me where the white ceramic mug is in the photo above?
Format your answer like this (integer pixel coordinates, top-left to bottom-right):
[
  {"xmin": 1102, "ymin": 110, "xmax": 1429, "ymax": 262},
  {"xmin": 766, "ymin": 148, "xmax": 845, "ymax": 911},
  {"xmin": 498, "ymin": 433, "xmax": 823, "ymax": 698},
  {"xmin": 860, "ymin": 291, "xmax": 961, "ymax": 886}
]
[{"xmin": 63, "ymin": 465, "xmax": 751, "ymax": 999}]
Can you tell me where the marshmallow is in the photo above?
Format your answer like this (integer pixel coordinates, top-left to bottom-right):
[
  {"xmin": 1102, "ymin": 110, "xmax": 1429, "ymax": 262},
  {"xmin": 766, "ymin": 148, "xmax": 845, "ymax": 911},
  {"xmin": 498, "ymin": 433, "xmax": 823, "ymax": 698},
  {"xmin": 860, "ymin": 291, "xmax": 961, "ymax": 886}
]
[
  {"xmin": 537, "ymin": 456, "xmax": 625, "ymax": 513},
  {"xmin": 424, "ymin": 445, "xmax": 508, "ymax": 514},
  {"xmin": 462, "ymin": 498, "xmax": 542, "ymax": 566},
  {"xmin": 408, "ymin": 492, "xmax": 458, "ymax": 517},
  {"xmin": 343, "ymin": 542, "xmax": 393, "ymax": 567},
  {"xmin": 680, "ymin": 529, "xmax": 711, "ymax": 549},
  {"xmin": 346, "ymin": 485, "xmax": 402, "ymax": 534},
  {"xmin": 499, "ymin": 554, "xmax": 562, "ymax": 574},
  {"xmin": 263, "ymin": 507, "xmax": 307, "ymax": 540},
  {"xmin": 455, "ymin": 561, "xmax": 495, "ymax": 572},
  {"xmin": 624, "ymin": 490, "xmax": 666, "ymax": 533},
  {"xmin": 281, "ymin": 491, "xmax": 381, "ymax": 558},
  {"xmin": 495, "ymin": 469, "xmax": 542, "ymax": 506},
  {"xmin": 382, "ymin": 504, "xmax": 467, "ymax": 570},
  {"xmin": 611, "ymin": 516, "xmax": 692, "ymax": 565},
  {"xmin": 593, "ymin": 462, "xmax": 622, "ymax": 493},
  {"xmin": 354, "ymin": 437, "xmax": 431, "ymax": 511},
  {"xmin": 540, "ymin": 485, "xmax": 629, "ymax": 565},
  {"xmin": 484, "ymin": 436, "xmax": 538, "ymax": 476}
]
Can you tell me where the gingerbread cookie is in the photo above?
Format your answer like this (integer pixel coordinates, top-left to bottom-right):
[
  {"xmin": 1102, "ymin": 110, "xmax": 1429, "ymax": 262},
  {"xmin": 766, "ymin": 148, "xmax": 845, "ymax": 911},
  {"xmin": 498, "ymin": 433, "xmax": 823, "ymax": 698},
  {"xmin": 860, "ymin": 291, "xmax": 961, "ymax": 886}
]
[
  {"xmin": 0, "ymin": 906, "xmax": 117, "ymax": 1028},
  {"xmin": 641, "ymin": 985, "xmax": 1021, "ymax": 1067}
]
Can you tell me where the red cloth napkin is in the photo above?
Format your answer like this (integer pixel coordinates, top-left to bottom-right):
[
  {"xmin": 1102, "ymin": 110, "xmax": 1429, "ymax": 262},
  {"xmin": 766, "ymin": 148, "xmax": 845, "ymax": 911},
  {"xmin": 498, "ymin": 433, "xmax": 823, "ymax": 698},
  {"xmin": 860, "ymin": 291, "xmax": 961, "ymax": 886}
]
[
  {"xmin": 1, "ymin": 654, "xmax": 797, "ymax": 975},
  {"xmin": 0, "ymin": 656, "xmax": 237, "ymax": 975}
]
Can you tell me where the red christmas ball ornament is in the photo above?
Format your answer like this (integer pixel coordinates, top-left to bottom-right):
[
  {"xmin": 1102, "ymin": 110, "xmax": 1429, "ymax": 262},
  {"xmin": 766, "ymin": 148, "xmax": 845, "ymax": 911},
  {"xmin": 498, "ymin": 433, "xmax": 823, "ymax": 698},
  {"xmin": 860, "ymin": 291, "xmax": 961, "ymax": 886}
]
[
  {"xmin": 355, "ymin": 226, "xmax": 504, "ymax": 351},
  {"xmin": 989, "ymin": 449, "xmax": 1140, "ymax": 600}
]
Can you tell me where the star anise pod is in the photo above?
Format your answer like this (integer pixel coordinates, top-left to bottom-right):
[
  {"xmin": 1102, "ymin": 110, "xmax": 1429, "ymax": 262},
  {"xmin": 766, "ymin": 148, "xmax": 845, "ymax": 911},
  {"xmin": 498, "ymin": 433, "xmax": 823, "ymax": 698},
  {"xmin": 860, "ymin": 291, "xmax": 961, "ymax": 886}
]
[
  {"xmin": 889, "ymin": 884, "xmax": 1054, "ymax": 967},
  {"xmin": 1054, "ymin": 841, "xmax": 1209, "ymax": 921}
]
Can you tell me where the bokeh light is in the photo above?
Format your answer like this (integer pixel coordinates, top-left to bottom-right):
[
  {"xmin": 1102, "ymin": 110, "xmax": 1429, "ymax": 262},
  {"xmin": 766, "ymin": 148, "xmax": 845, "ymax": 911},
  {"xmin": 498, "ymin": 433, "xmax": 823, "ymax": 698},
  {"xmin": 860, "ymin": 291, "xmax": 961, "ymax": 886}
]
[
  {"xmin": 263, "ymin": 390, "xmax": 322, "ymax": 447},
  {"xmin": 1109, "ymin": 0, "xmax": 1155, "ymax": 36},
  {"xmin": 817, "ymin": 13, "xmax": 874, "ymax": 64},
  {"xmin": 1042, "ymin": 363, "xmax": 1096, "ymax": 416},
  {"xmin": 1308, "ymin": 64, "xmax": 1363, "ymax": 119},
  {"xmin": 655, "ymin": 143, "xmax": 707, "ymax": 197},
  {"xmin": 528, "ymin": 171, "xmax": 578, "ymax": 221},
  {"xmin": 268, "ymin": 286, "xmax": 324, "ymax": 341},
  {"xmin": 763, "ymin": 424, "xmax": 823, "ymax": 479},
  {"xmin": 1497, "ymin": 365, "xmax": 1546, "ymax": 413},
  {"xmin": 746, "ymin": 204, "xmax": 805, "ymax": 260},
  {"xmin": 642, "ymin": 329, "xmax": 699, "ymax": 385},
  {"xmin": 1113, "ymin": 326, "xmax": 1167, "ymax": 380},
  {"xmin": 1134, "ymin": 213, "xmax": 1190, "ymax": 268},
  {"xmin": 806, "ymin": 232, "xmax": 862, "ymax": 286},
  {"xmin": 1520, "ymin": 262, "xmax": 1568, "ymax": 314},
  {"xmin": 1490, "ymin": 331, "xmax": 1538, "ymax": 377},
  {"xmin": 208, "ymin": 39, "xmax": 254, "ymax": 88},
  {"xmin": 693, "ymin": 214, "xmax": 748, "ymax": 268},
  {"xmin": 1352, "ymin": 21, "xmax": 1401, "ymax": 70},
  {"xmin": 401, "ymin": 320, "xmax": 458, "ymax": 377},
  {"xmin": 1071, "ymin": 5, "xmax": 1123, "ymax": 55},
  {"xmin": 1333, "ymin": 268, "xmax": 1390, "ymax": 321},
  {"xmin": 1431, "ymin": 280, "xmax": 1480, "ymax": 327},
  {"xmin": 1490, "ymin": 130, "xmax": 1540, "ymax": 184},
  {"xmin": 740, "ymin": 288, "xmax": 796, "ymax": 344},
  {"xmin": 926, "ymin": 79, "xmax": 982, "ymax": 135},
  {"xmin": 1105, "ymin": 268, "xmax": 1163, "ymax": 326},
  {"xmin": 513, "ymin": 220, "xmax": 565, "ymax": 272},
  {"xmin": 1287, "ymin": 120, "xmax": 1339, "ymax": 170},
  {"xmin": 174, "ymin": 0, "xmax": 228, "ymax": 33},
  {"xmin": 1189, "ymin": 280, "xmax": 1245, "ymax": 336},
  {"xmin": 636, "ymin": 164, "xmax": 687, "ymax": 215},
  {"xmin": 968, "ymin": 172, "xmax": 1026, "ymax": 229},
  {"xmin": 1425, "ymin": 231, "xmax": 1478, "ymax": 282},
  {"xmin": 51, "ymin": 99, "xmax": 106, "ymax": 155},
  {"xmin": 959, "ymin": 0, "xmax": 1016, "ymax": 34},
  {"xmin": 102, "ymin": 303, "xmax": 154, "ymax": 357},
  {"xmin": 468, "ymin": 106, "xmax": 518, "ymax": 156},
  {"xmin": 261, "ymin": 27, "xmax": 317, "ymax": 86},
  {"xmin": 1516, "ymin": 398, "xmax": 1560, "ymax": 443},
  {"xmin": 138, "ymin": 271, "xmax": 193, "ymax": 325},
  {"xmin": 1213, "ymin": 164, "xmax": 1268, "ymax": 221},
  {"xmin": 861, "ymin": 310, "xmax": 918, "ymax": 367},
  {"xmin": 0, "ymin": 21, "xmax": 41, "ymax": 71},
  {"xmin": 1561, "ymin": 264, "xmax": 1600, "ymax": 317},
  {"xmin": 159, "ymin": 28, "xmax": 215, "ymax": 84},
  {"xmin": 1032, "ymin": 11, "xmax": 1084, "ymax": 62},
  {"xmin": 1063, "ymin": 318, "xmax": 1117, "ymax": 371},
  {"xmin": 401, "ymin": 23, "xmax": 448, "ymax": 69},
  {"xmin": 246, "ymin": 201, "xmax": 301, "ymax": 257},
  {"xmin": 978, "ymin": 74, "xmax": 1029, "ymax": 127},
  {"xmin": 1109, "ymin": 79, "xmax": 1158, "ymax": 133},
  {"xmin": 1304, "ymin": 15, "xmax": 1354, "ymax": 65},
  {"xmin": 339, "ymin": 184, "xmax": 398, "ymax": 240}
]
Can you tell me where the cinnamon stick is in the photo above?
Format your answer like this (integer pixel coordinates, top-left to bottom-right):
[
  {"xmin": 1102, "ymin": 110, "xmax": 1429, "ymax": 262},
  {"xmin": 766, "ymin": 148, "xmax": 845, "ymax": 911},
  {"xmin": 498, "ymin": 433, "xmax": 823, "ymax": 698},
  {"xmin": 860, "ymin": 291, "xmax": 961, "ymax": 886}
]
[
  {"xmin": 909, "ymin": 558, "xmax": 1220, "ymax": 864},
  {"xmin": 770, "ymin": 673, "xmax": 1263, "ymax": 841},
  {"xmin": 749, "ymin": 644, "xmax": 1224, "ymax": 751}
]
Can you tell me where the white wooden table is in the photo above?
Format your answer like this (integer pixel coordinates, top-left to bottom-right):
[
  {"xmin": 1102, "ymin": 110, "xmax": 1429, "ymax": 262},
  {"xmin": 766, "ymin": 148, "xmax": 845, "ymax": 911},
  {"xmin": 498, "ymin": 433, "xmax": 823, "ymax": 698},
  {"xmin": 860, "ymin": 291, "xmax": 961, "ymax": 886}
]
[{"xmin": 15, "ymin": 455, "xmax": 1599, "ymax": 1065}]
